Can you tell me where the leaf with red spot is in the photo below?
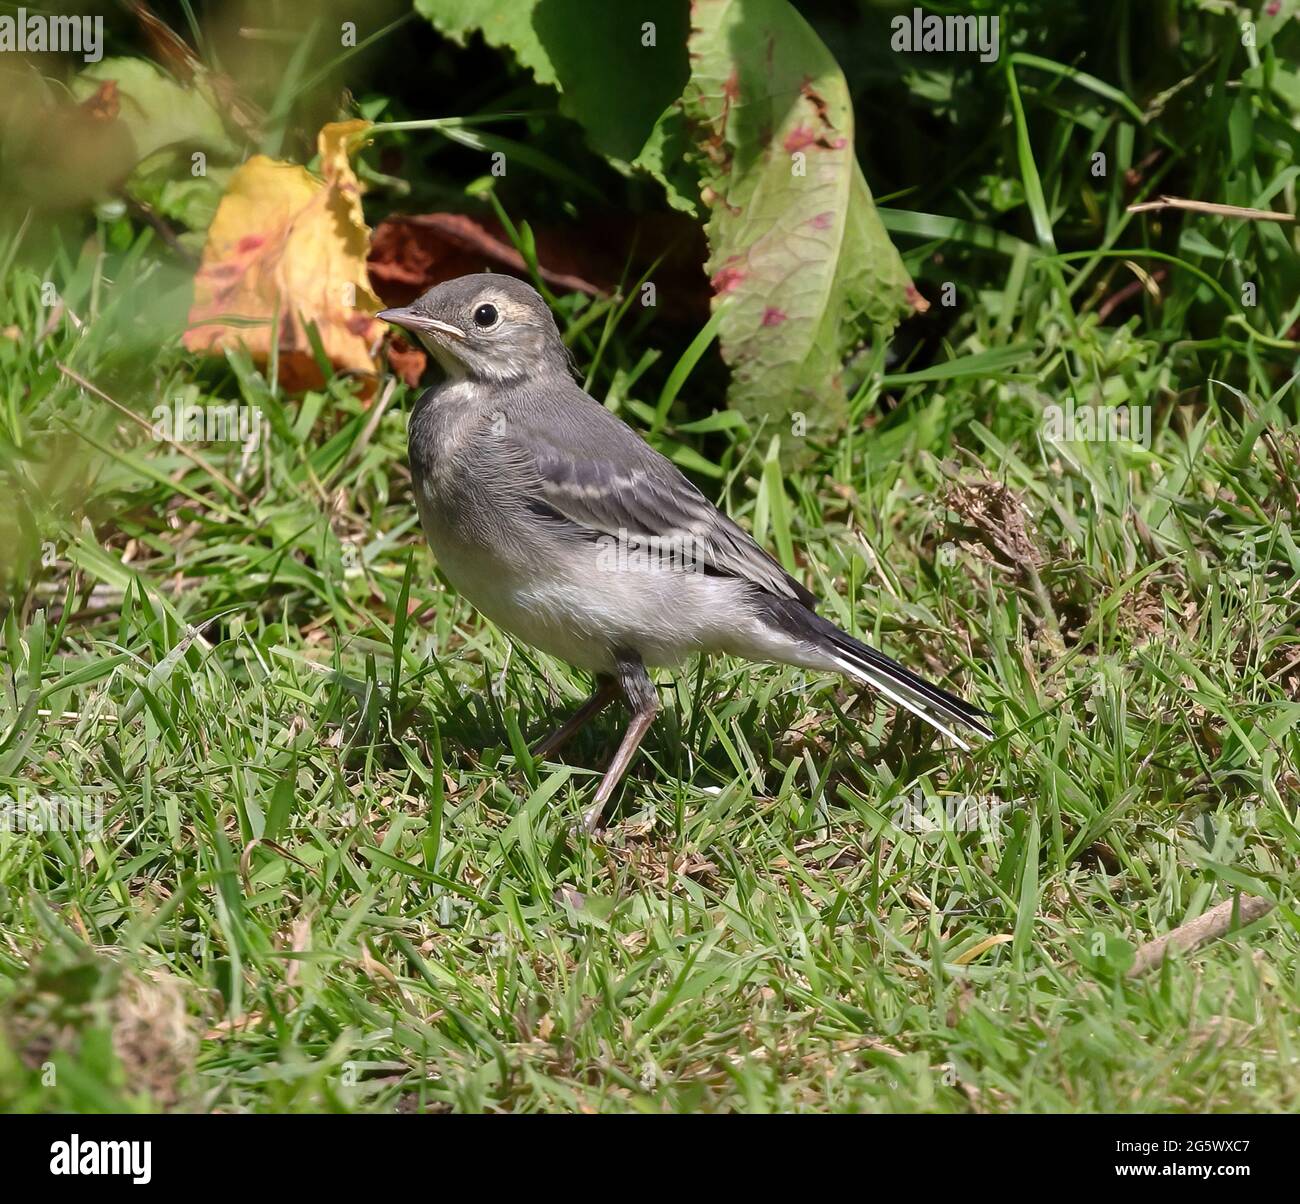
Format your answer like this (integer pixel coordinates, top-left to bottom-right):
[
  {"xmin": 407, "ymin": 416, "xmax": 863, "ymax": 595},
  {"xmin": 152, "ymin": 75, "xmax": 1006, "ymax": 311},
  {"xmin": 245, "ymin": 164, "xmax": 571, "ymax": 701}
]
[
  {"xmin": 183, "ymin": 120, "xmax": 383, "ymax": 392},
  {"xmin": 682, "ymin": 0, "xmax": 924, "ymax": 445}
]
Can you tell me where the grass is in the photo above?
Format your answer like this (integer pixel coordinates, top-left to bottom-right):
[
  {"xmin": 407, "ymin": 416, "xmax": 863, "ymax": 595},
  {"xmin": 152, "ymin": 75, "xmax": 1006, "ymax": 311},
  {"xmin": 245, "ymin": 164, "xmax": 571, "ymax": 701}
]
[{"xmin": 1, "ymin": 1, "xmax": 1299, "ymax": 1113}]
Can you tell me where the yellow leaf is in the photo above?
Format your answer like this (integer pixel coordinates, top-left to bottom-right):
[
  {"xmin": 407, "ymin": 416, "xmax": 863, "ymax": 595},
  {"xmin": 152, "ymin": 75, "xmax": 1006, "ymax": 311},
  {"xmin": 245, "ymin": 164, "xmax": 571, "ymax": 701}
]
[
  {"xmin": 952, "ymin": 934, "xmax": 1014, "ymax": 966},
  {"xmin": 184, "ymin": 119, "xmax": 381, "ymax": 391}
]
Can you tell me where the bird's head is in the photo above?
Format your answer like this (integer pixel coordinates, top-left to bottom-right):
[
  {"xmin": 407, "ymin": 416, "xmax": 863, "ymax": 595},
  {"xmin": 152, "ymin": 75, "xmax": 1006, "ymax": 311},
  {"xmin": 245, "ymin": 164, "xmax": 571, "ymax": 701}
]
[{"xmin": 378, "ymin": 273, "xmax": 568, "ymax": 385}]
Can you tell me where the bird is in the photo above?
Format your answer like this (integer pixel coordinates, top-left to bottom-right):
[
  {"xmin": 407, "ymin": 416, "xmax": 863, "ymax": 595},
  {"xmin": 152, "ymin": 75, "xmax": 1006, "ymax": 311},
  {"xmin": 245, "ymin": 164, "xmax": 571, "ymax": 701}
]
[{"xmin": 378, "ymin": 274, "xmax": 992, "ymax": 831}]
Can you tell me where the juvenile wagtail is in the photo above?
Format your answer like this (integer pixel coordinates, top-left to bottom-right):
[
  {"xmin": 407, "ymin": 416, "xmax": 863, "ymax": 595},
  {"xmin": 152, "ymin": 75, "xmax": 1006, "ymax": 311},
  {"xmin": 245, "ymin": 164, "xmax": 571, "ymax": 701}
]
[{"xmin": 379, "ymin": 274, "xmax": 991, "ymax": 830}]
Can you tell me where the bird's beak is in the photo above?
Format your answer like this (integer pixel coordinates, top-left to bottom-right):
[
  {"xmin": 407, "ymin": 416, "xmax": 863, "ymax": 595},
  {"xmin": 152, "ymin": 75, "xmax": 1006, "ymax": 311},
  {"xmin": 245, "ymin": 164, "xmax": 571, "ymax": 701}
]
[{"xmin": 376, "ymin": 307, "xmax": 465, "ymax": 340}]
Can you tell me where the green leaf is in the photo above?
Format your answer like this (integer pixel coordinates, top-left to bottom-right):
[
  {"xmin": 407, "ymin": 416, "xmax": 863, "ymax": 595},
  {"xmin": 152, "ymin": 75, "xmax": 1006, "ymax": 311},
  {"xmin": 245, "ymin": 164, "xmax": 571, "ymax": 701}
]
[
  {"xmin": 263, "ymin": 766, "xmax": 296, "ymax": 843},
  {"xmin": 69, "ymin": 59, "xmax": 240, "ymax": 230},
  {"xmin": 528, "ymin": 1, "xmax": 689, "ymax": 164},
  {"xmin": 631, "ymin": 104, "xmax": 701, "ymax": 215},
  {"xmin": 72, "ymin": 59, "xmax": 236, "ymax": 166},
  {"xmin": 413, "ymin": 0, "xmax": 556, "ymax": 83},
  {"xmin": 129, "ymin": 159, "xmax": 233, "ymax": 232},
  {"xmin": 680, "ymin": 0, "xmax": 919, "ymax": 442},
  {"xmin": 415, "ymin": 1, "xmax": 696, "ymax": 208}
]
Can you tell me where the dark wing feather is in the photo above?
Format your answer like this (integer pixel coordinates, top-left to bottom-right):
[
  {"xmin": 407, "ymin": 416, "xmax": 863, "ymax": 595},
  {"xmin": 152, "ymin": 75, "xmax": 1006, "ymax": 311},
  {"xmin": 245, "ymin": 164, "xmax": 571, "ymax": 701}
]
[{"xmin": 504, "ymin": 394, "xmax": 817, "ymax": 609}]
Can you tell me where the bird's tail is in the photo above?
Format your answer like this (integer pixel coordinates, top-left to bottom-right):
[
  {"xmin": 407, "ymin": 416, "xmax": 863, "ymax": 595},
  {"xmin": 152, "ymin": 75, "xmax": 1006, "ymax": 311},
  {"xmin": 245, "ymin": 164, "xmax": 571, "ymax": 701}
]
[{"xmin": 760, "ymin": 595, "xmax": 993, "ymax": 750}]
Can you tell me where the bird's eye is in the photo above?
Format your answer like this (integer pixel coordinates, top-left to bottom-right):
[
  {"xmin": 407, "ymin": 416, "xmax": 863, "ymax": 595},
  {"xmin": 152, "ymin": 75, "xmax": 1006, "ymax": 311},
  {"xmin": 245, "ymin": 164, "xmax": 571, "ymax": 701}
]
[{"xmin": 473, "ymin": 303, "xmax": 499, "ymax": 328}]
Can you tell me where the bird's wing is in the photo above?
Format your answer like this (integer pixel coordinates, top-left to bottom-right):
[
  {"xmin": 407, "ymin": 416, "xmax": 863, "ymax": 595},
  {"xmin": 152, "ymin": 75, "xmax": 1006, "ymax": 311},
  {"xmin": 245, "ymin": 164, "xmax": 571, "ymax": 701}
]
[{"xmin": 503, "ymin": 396, "xmax": 817, "ymax": 608}]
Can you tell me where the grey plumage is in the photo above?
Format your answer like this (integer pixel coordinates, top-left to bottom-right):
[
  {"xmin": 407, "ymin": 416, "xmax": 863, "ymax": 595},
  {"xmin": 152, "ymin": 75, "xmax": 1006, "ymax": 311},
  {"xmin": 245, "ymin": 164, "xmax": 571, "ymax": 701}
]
[{"xmin": 380, "ymin": 274, "xmax": 991, "ymax": 828}]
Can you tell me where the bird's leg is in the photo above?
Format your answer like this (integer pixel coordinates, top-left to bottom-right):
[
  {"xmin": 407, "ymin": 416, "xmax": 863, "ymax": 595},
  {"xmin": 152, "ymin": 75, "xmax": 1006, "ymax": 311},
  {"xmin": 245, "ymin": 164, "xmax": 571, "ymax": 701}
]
[
  {"xmin": 530, "ymin": 675, "xmax": 618, "ymax": 762},
  {"xmin": 582, "ymin": 710, "xmax": 657, "ymax": 833},
  {"xmin": 582, "ymin": 654, "xmax": 658, "ymax": 833}
]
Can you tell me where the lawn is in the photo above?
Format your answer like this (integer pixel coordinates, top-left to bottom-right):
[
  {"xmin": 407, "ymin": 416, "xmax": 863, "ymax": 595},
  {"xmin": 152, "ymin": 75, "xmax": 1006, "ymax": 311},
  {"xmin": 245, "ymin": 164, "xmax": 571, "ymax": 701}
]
[{"xmin": 0, "ymin": 0, "xmax": 1298, "ymax": 1114}]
